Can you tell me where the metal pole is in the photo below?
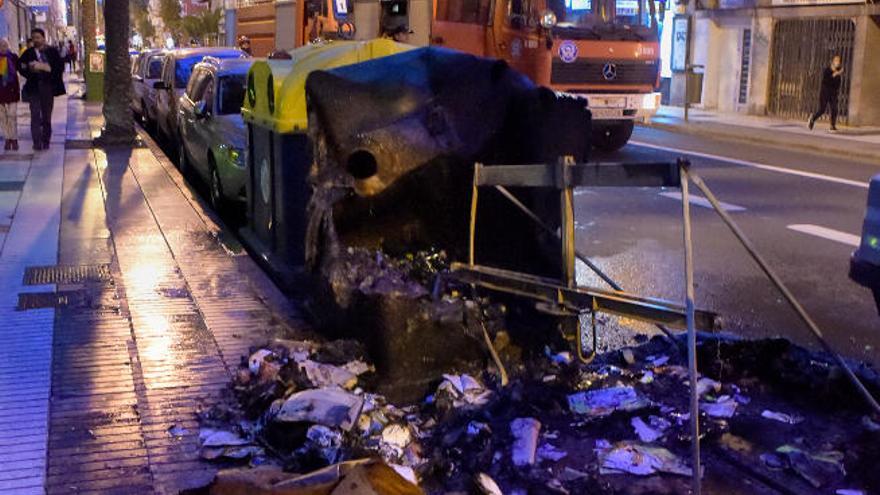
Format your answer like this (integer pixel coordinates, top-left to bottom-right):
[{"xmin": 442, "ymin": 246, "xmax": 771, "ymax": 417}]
[
  {"xmin": 684, "ymin": 14, "xmax": 693, "ymax": 122},
  {"xmin": 560, "ymin": 156, "xmax": 577, "ymax": 289},
  {"xmin": 469, "ymin": 164, "xmax": 481, "ymax": 267},
  {"xmin": 680, "ymin": 165, "xmax": 701, "ymax": 494},
  {"xmin": 688, "ymin": 172, "xmax": 880, "ymax": 415}
]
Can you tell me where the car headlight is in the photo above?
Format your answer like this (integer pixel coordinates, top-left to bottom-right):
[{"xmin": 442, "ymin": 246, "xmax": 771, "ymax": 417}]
[
  {"xmin": 227, "ymin": 147, "xmax": 245, "ymax": 167},
  {"xmin": 540, "ymin": 10, "xmax": 557, "ymax": 29}
]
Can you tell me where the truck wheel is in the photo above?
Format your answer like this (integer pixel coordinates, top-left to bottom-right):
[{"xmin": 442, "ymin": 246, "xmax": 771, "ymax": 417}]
[{"xmin": 592, "ymin": 120, "xmax": 634, "ymax": 152}]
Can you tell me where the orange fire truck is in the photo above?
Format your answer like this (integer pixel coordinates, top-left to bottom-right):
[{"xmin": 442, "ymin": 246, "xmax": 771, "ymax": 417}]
[{"xmin": 294, "ymin": 0, "xmax": 662, "ymax": 151}]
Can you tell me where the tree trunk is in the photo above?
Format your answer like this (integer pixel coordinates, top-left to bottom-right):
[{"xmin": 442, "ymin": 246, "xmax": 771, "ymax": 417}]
[
  {"xmin": 83, "ymin": 0, "xmax": 96, "ymax": 60},
  {"xmin": 100, "ymin": 0, "xmax": 136, "ymax": 144}
]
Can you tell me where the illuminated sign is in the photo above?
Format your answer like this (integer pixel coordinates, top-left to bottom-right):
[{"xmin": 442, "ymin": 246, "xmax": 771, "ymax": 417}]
[
  {"xmin": 566, "ymin": 0, "xmax": 592, "ymax": 11},
  {"xmin": 616, "ymin": 0, "xmax": 639, "ymax": 16},
  {"xmin": 671, "ymin": 15, "xmax": 688, "ymax": 72}
]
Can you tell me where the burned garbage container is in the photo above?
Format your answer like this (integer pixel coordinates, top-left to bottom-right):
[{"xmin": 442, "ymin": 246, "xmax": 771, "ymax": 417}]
[
  {"xmin": 239, "ymin": 39, "xmax": 414, "ymax": 292},
  {"xmin": 302, "ymin": 46, "xmax": 593, "ymax": 401}
]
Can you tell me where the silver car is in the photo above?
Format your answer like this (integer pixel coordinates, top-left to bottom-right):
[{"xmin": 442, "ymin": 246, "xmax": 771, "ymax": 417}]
[
  {"xmin": 153, "ymin": 47, "xmax": 247, "ymax": 144},
  {"xmin": 131, "ymin": 49, "xmax": 166, "ymax": 131}
]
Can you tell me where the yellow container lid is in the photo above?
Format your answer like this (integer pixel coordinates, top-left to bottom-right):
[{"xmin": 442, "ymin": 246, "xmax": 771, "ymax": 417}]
[{"xmin": 241, "ymin": 39, "xmax": 414, "ymax": 134}]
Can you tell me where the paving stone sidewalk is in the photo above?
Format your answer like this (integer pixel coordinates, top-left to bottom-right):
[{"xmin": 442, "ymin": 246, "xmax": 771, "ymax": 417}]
[{"xmin": 0, "ymin": 80, "xmax": 307, "ymax": 494}]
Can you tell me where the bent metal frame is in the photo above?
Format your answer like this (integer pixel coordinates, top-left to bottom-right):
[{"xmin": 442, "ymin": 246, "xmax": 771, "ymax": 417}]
[{"xmin": 444, "ymin": 156, "xmax": 880, "ymax": 495}]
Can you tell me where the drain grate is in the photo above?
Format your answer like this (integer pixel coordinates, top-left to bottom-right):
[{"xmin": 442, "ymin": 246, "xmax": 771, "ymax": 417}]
[
  {"xmin": 64, "ymin": 139, "xmax": 96, "ymax": 150},
  {"xmin": 17, "ymin": 290, "xmax": 86, "ymax": 310},
  {"xmin": 0, "ymin": 181, "xmax": 25, "ymax": 191},
  {"xmin": 23, "ymin": 264, "xmax": 112, "ymax": 285},
  {"xmin": 0, "ymin": 153, "xmax": 34, "ymax": 161}
]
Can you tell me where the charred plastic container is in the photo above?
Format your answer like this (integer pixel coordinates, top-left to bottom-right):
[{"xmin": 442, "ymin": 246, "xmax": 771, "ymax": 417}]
[
  {"xmin": 302, "ymin": 47, "xmax": 593, "ymax": 401},
  {"xmin": 239, "ymin": 39, "xmax": 413, "ymax": 292}
]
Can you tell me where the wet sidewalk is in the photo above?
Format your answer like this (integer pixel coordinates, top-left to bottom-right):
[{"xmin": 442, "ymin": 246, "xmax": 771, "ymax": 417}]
[
  {"xmin": 0, "ymin": 81, "xmax": 306, "ymax": 494},
  {"xmin": 642, "ymin": 105, "xmax": 880, "ymax": 162}
]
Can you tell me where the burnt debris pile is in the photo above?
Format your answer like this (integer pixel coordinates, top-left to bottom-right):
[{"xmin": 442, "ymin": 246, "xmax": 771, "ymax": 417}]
[{"xmin": 189, "ymin": 331, "xmax": 880, "ymax": 495}]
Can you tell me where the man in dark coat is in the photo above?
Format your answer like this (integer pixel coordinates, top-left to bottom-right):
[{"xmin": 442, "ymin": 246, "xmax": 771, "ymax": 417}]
[
  {"xmin": 17, "ymin": 28, "xmax": 65, "ymax": 150},
  {"xmin": 808, "ymin": 55, "xmax": 843, "ymax": 132}
]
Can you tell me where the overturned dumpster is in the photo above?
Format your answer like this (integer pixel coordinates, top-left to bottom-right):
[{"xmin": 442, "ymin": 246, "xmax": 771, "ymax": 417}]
[{"xmin": 240, "ymin": 40, "xmax": 592, "ymax": 401}]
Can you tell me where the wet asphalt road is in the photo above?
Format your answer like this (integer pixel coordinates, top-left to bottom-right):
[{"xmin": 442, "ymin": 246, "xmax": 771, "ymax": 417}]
[{"xmin": 578, "ymin": 125, "xmax": 880, "ymax": 365}]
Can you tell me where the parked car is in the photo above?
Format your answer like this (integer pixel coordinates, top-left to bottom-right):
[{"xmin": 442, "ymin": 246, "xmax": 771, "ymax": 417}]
[
  {"xmin": 153, "ymin": 47, "xmax": 247, "ymax": 144},
  {"xmin": 131, "ymin": 49, "xmax": 166, "ymax": 129},
  {"xmin": 850, "ymin": 174, "xmax": 880, "ymax": 314},
  {"xmin": 178, "ymin": 57, "xmax": 252, "ymax": 209}
]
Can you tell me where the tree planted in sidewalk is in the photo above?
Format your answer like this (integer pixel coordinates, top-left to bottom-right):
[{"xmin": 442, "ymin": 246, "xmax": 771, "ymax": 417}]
[
  {"xmin": 97, "ymin": 0, "xmax": 137, "ymax": 145},
  {"xmin": 158, "ymin": 0, "xmax": 183, "ymax": 46}
]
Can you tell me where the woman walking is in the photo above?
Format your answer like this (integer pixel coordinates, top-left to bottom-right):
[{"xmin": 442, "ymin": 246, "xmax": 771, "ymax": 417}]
[{"xmin": 0, "ymin": 38, "xmax": 20, "ymax": 151}]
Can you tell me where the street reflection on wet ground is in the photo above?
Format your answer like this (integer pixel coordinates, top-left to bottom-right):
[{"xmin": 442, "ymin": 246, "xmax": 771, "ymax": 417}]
[{"xmin": 39, "ymin": 99, "xmax": 306, "ymax": 494}]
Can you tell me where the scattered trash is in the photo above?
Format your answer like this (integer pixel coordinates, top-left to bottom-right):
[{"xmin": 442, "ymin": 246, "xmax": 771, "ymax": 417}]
[
  {"xmin": 700, "ymin": 395, "xmax": 738, "ymax": 418},
  {"xmin": 435, "ymin": 374, "xmax": 493, "ymax": 410},
  {"xmin": 510, "ymin": 417, "xmax": 541, "ymax": 467},
  {"xmin": 760, "ymin": 452, "xmax": 787, "ymax": 470},
  {"xmin": 274, "ymin": 388, "xmax": 365, "ymax": 431},
  {"xmin": 776, "ymin": 445, "xmax": 846, "ymax": 488},
  {"xmin": 467, "ymin": 421, "xmax": 491, "ymax": 438},
  {"xmin": 537, "ymin": 442, "xmax": 567, "ymax": 462},
  {"xmin": 390, "ymin": 464, "xmax": 419, "ymax": 486},
  {"xmin": 476, "ymin": 472, "xmax": 503, "ymax": 495},
  {"xmin": 191, "ymin": 459, "xmax": 423, "ymax": 494},
  {"xmin": 167, "ymin": 424, "xmax": 188, "ymax": 438},
  {"xmin": 621, "ymin": 348, "xmax": 636, "ymax": 365},
  {"xmin": 248, "ymin": 349, "xmax": 275, "ymax": 375},
  {"xmin": 199, "ymin": 428, "xmax": 262, "ymax": 461},
  {"xmin": 381, "ymin": 424, "xmax": 413, "ymax": 454},
  {"xmin": 646, "ymin": 354, "xmax": 669, "ymax": 367},
  {"xmin": 631, "ymin": 416, "xmax": 670, "ymax": 443},
  {"xmin": 639, "ymin": 370, "xmax": 654, "ymax": 384},
  {"xmin": 836, "ymin": 490, "xmax": 865, "ymax": 495},
  {"xmin": 596, "ymin": 441, "xmax": 693, "ymax": 477},
  {"xmin": 568, "ymin": 386, "xmax": 651, "ymax": 417},
  {"xmin": 695, "ymin": 377, "xmax": 722, "ymax": 396},
  {"xmin": 718, "ymin": 433, "xmax": 753, "ymax": 455},
  {"xmin": 558, "ymin": 467, "xmax": 589, "ymax": 481},
  {"xmin": 862, "ymin": 415, "xmax": 880, "ymax": 432},
  {"xmin": 761, "ymin": 409, "xmax": 804, "ymax": 425},
  {"xmin": 299, "ymin": 359, "xmax": 359, "ymax": 389},
  {"xmin": 545, "ymin": 346, "xmax": 573, "ymax": 365},
  {"xmin": 304, "ymin": 425, "xmax": 344, "ymax": 463},
  {"xmin": 200, "ymin": 428, "xmax": 250, "ymax": 447}
]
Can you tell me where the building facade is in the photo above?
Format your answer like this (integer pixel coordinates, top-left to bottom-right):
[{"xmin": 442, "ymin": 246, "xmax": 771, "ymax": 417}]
[
  {"xmin": 0, "ymin": 0, "xmax": 32, "ymax": 48},
  {"xmin": 670, "ymin": 0, "xmax": 880, "ymax": 126}
]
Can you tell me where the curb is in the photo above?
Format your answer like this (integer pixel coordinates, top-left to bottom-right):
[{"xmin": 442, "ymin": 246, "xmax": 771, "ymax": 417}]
[{"xmin": 639, "ymin": 120, "xmax": 880, "ymax": 163}]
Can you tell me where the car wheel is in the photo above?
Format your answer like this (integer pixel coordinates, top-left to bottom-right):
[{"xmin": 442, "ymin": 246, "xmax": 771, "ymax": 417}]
[
  {"xmin": 209, "ymin": 159, "xmax": 226, "ymax": 213},
  {"xmin": 178, "ymin": 141, "xmax": 191, "ymax": 175}
]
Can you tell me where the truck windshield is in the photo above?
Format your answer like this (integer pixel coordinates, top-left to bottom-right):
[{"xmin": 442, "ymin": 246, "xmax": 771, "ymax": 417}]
[{"xmin": 548, "ymin": 0, "xmax": 657, "ymax": 39}]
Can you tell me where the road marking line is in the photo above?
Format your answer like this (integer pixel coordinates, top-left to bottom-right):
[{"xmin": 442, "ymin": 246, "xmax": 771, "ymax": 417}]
[
  {"xmin": 630, "ymin": 140, "xmax": 870, "ymax": 189},
  {"xmin": 787, "ymin": 224, "xmax": 860, "ymax": 247},
  {"xmin": 659, "ymin": 191, "xmax": 746, "ymax": 212}
]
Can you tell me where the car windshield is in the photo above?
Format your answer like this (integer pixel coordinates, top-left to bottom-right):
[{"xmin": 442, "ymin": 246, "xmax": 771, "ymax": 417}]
[
  {"xmin": 175, "ymin": 53, "xmax": 240, "ymax": 88},
  {"xmin": 218, "ymin": 75, "xmax": 246, "ymax": 115},
  {"xmin": 548, "ymin": 0, "xmax": 657, "ymax": 37}
]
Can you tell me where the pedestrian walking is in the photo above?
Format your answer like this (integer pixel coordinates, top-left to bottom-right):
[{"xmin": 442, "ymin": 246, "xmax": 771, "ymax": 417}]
[
  {"xmin": 808, "ymin": 55, "xmax": 843, "ymax": 132},
  {"xmin": 17, "ymin": 28, "xmax": 65, "ymax": 151},
  {"xmin": 0, "ymin": 38, "xmax": 20, "ymax": 151},
  {"xmin": 237, "ymin": 35, "xmax": 252, "ymax": 56},
  {"xmin": 66, "ymin": 40, "xmax": 77, "ymax": 73}
]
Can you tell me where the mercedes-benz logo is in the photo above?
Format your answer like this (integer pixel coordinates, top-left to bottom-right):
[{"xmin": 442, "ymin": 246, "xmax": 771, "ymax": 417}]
[{"xmin": 602, "ymin": 63, "xmax": 617, "ymax": 81}]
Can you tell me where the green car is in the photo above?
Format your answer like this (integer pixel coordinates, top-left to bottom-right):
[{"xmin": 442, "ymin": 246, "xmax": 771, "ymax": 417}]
[{"xmin": 178, "ymin": 57, "xmax": 252, "ymax": 209}]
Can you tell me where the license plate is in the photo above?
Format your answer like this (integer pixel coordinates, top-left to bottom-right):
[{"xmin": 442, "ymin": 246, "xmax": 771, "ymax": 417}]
[
  {"xmin": 590, "ymin": 108, "xmax": 625, "ymax": 119},
  {"xmin": 590, "ymin": 96, "xmax": 626, "ymax": 108}
]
